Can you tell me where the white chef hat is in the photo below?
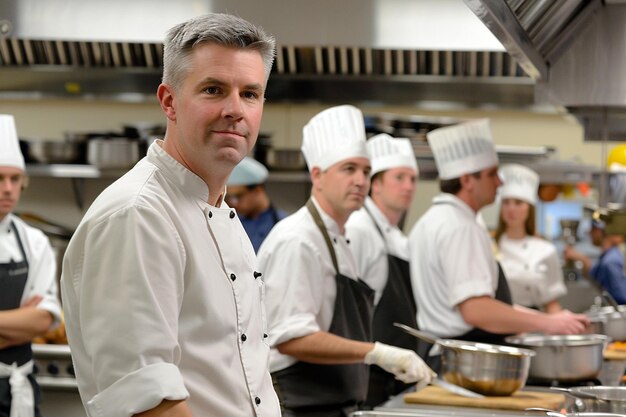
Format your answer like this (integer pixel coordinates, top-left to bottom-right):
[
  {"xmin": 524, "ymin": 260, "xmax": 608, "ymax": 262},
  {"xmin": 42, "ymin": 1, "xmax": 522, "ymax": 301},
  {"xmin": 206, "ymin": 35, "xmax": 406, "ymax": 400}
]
[
  {"xmin": 427, "ymin": 119, "xmax": 498, "ymax": 180},
  {"xmin": 0, "ymin": 115, "xmax": 25, "ymax": 171},
  {"xmin": 499, "ymin": 163, "xmax": 540, "ymax": 205},
  {"xmin": 367, "ymin": 133, "xmax": 418, "ymax": 177},
  {"xmin": 301, "ymin": 105, "xmax": 368, "ymax": 172},
  {"xmin": 227, "ymin": 157, "xmax": 268, "ymax": 186}
]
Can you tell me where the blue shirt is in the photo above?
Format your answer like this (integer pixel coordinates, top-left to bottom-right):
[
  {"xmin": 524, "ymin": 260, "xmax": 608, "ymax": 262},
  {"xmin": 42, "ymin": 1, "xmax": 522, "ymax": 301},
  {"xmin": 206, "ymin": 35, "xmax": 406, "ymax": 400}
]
[
  {"xmin": 590, "ymin": 245, "xmax": 626, "ymax": 304},
  {"xmin": 240, "ymin": 206, "xmax": 287, "ymax": 253}
]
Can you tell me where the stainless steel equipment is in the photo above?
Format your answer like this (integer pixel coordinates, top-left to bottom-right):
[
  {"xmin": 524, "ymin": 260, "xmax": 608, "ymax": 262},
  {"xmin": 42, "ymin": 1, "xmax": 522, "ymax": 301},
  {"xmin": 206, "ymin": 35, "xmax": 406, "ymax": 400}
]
[
  {"xmin": 587, "ymin": 305, "xmax": 626, "ymax": 341},
  {"xmin": 31, "ymin": 344, "xmax": 86, "ymax": 417},
  {"xmin": 568, "ymin": 387, "xmax": 626, "ymax": 414},
  {"xmin": 87, "ymin": 137, "xmax": 139, "ymax": 169},
  {"xmin": 560, "ymin": 219, "xmax": 580, "ymax": 245},
  {"xmin": 505, "ymin": 334, "xmax": 610, "ymax": 382},
  {"xmin": 394, "ymin": 323, "xmax": 535, "ymax": 396},
  {"xmin": 26, "ymin": 138, "xmax": 84, "ymax": 164}
]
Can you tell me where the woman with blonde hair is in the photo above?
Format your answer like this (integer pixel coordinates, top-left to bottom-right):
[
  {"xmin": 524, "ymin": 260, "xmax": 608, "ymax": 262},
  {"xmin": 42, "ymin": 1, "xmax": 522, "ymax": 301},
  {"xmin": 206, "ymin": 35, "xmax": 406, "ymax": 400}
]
[{"xmin": 495, "ymin": 164, "xmax": 567, "ymax": 313}]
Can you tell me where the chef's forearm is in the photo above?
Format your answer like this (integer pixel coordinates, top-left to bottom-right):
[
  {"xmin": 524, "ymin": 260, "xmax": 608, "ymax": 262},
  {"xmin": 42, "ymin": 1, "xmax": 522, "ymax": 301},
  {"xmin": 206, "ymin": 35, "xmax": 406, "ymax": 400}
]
[
  {"xmin": 277, "ymin": 331, "xmax": 374, "ymax": 364},
  {"xmin": 0, "ymin": 307, "xmax": 53, "ymax": 340},
  {"xmin": 459, "ymin": 296, "xmax": 548, "ymax": 334}
]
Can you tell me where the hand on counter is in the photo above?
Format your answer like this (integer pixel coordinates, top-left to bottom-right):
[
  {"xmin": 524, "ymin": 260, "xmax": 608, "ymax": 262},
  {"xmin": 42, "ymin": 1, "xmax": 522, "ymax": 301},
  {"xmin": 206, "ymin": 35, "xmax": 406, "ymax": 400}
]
[{"xmin": 364, "ymin": 342, "xmax": 434, "ymax": 388}]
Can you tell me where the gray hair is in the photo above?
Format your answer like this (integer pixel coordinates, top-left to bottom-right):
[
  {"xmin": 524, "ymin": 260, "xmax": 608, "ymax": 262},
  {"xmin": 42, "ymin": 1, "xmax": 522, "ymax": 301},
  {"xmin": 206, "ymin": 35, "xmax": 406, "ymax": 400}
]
[{"xmin": 162, "ymin": 13, "xmax": 276, "ymax": 91}]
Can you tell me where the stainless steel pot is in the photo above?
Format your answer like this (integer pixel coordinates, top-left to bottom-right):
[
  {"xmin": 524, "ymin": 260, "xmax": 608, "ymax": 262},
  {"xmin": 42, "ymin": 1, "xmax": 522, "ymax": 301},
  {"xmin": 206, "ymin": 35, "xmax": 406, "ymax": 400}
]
[
  {"xmin": 87, "ymin": 137, "xmax": 139, "ymax": 169},
  {"xmin": 505, "ymin": 334, "xmax": 610, "ymax": 381},
  {"xmin": 587, "ymin": 306, "xmax": 626, "ymax": 341},
  {"xmin": 394, "ymin": 323, "xmax": 535, "ymax": 396},
  {"xmin": 26, "ymin": 138, "xmax": 84, "ymax": 164}
]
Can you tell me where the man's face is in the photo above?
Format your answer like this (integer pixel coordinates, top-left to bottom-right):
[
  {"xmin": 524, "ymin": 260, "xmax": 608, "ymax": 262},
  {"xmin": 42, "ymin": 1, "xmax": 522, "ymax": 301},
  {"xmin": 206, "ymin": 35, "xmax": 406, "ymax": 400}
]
[
  {"xmin": 315, "ymin": 157, "xmax": 371, "ymax": 218},
  {"xmin": 371, "ymin": 167, "xmax": 417, "ymax": 213},
  {"xmin": 0, "ymin": 167, "xmax": 25, "ymax": 220},
  {"xmin": 468, "ymin": 166, "xmax": 502, "ymax": 209},
  {"xmin": 160, "ymin": 43, "xmax": 266, "ymax": 173},
  {"xmin": 590, "ymin": 226, "xmax": 605, "ymax": 246}
]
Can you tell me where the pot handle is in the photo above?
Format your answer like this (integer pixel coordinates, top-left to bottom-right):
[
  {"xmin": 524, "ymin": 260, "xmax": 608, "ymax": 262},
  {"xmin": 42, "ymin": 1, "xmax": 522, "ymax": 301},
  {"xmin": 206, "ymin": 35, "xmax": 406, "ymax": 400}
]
[{"xmin": 393, "ymin": 322, "xmax": 439, "ymax": 345}]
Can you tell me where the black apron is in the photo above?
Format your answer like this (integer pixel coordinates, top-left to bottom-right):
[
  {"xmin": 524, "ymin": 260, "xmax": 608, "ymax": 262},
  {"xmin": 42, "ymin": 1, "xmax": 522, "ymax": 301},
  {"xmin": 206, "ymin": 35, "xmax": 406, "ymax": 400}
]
[
  {"xmin": 363, "ymin": 208, "xmax": 418, "ymax": 408},
  {"xmin": 272, "ymin": 200, "xmax": 375, "ymax": 417},
  {"xmin": 418, "ymin": 262, "xmax": 513, "ymax": 374},
  {"xmin": 0, "ymin": 221, "xmax": 41, "ymax": 417}
]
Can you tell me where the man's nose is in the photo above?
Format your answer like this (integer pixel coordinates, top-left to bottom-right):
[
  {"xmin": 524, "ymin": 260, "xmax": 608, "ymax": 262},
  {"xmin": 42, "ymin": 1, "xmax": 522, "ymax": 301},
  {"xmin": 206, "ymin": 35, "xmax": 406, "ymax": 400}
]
[{"xmin": 223, "ymin": 92, "xmax": 244, "ymax": 119}]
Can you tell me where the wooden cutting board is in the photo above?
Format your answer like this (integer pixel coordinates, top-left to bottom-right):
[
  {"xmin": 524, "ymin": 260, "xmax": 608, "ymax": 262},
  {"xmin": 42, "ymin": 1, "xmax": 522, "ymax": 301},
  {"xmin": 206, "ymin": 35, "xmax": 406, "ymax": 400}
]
[
  {"xmin": 404, "ymin": 386, "xmax": 565, "ymax": 411},
  {"xmin": 605, "ymin": 349, "xmax": 626, "ymax": 360}
]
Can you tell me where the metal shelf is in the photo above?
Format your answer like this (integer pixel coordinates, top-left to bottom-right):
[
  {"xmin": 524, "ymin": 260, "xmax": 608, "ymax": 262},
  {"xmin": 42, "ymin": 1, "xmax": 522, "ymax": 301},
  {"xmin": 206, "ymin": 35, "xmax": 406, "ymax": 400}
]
[{"xmin": 26, "ymin": 164, "xmax": 128, "ymax": 179}]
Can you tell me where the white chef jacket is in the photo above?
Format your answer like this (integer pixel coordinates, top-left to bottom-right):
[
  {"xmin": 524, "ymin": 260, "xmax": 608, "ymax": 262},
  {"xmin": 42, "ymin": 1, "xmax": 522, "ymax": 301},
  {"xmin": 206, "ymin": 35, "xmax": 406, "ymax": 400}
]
[
  {"xmin": 346, "ymin": 197, "xmax": 409, "ymax": 305},
  {"xmin": 408, "ymin": 193, "xmax": 498, "ymax": 338},
  {"xmin": 61, "ymin": 141, "xmax": 280, "ymax": 417},
  {"xmin": 258, "ymin": 197, "xmax": 360, "ymax": 373},
  {"xmin": 0, "ymin": 214, "xmax": 62, "ymax": 327},
  {"xmin": 497, "ymin": 235, "xmax": 567, "ymax": 308}
]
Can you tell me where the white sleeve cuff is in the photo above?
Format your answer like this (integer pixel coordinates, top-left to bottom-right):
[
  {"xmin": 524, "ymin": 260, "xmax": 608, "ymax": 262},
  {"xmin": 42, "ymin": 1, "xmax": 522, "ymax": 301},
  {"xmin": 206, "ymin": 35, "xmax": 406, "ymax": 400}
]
[
  {"xmin": 36, "ymin": 299, "xmax": 63, "ymax": 329},
  {"xmin": 87, "ymin": 362, "xmax": 189, "ymax": 417}
]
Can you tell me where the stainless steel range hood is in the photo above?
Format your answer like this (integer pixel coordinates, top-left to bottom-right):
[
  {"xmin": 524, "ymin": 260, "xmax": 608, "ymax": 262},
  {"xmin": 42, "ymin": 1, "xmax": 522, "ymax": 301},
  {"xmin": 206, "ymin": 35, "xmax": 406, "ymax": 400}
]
[
  {"xmin": 464, "ymin": 0, "xmax": 626, "ymax": 141},
  {"xmin": 0, "ymin": 0, "xmax": 537, "ymax": 107}
]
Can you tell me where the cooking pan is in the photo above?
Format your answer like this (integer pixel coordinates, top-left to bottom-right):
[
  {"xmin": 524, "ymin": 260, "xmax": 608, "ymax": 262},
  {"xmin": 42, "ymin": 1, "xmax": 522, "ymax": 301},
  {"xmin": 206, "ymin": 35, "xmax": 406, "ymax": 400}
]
[
  {"xmin": 394, "ymin": 323, "xmax": 534, "ymax": 396},
  {"xmin": 505, "ymin": 334, "xmax": 609, "ymax": 382}
]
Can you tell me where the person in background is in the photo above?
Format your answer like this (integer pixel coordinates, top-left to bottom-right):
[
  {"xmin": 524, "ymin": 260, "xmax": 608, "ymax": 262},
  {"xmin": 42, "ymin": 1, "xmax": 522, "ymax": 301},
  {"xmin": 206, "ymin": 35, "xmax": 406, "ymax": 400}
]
[
  {"xmin": 408, "ymin": 119, "xmax": 588, "ymax": 372},
  {"xmin": 258, "ymin": 105, "xmax": 433, "ymax": 417},
  {"xmin": 226, "ymin": 156, "xmax": 287, "ymax": 252},
  {"xmin": 345, "ymin": 133, "xmax": 420, "ymax": 407},
  {"xmin": 61, "ymin": 14, "xmax": 281, "ymax": 417},
  {"xmin": 564, "ymin": 220, "xmax": 626, "ymax": 305},
  {"xmin": 495, "ymin": 163, "xmax": 567, "ymax": 313},
  {"xmin": 0, "ymin": 114, "xmax": 62, "ymax": 417}
]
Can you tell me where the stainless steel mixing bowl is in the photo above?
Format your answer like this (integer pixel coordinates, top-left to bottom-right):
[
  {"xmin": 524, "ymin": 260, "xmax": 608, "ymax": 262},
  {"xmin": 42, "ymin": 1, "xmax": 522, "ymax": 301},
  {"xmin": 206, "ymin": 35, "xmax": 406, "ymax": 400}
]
[{"xmin": 438, "ymin": 339, "xmax": 536, "ymax": 396}]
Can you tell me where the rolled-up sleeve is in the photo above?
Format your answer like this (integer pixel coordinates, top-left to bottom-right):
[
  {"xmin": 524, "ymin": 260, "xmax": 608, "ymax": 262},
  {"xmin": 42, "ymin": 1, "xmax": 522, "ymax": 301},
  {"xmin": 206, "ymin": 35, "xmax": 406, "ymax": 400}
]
[
  {"xmin": 88, "ymin": 363, "xmax": 188, "ymax": 417},
  {"xmin": 75, "ymin": 205, "xmax": 189, "ymax": 416}
]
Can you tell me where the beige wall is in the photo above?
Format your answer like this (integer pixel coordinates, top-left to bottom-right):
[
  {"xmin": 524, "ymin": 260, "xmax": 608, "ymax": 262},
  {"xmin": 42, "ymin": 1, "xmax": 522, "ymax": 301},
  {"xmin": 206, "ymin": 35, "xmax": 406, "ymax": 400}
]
[{"xmin": 2, "ymin": 98, "xmax": 614, "ymax": 231}]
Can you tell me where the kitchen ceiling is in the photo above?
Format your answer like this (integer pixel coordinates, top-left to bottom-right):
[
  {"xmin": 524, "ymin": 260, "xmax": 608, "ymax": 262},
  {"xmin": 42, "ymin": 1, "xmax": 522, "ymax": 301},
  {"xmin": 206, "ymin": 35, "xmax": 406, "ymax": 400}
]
[
  {"xmin": 464, "ymin": 0, "xmax": 626, "ymax": 141},
  {"xmin": 0, "ymin": 0, "xmax": 537, "ymax": 108}
]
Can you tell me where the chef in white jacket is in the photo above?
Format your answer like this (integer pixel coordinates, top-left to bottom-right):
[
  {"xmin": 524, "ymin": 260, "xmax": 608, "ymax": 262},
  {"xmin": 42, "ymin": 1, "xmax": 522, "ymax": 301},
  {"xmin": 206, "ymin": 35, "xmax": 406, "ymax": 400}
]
[
  {"xmin": 0, "ymin": 114, "xmax": 62, "ymax": 417},
  {"xmin": 61, "ymin": 14, "xmax": 280, "ymax": 417},
  {"xmin": 495, "ymin": 164, "xmax": 567, "ymax": 313},
  {"xmin": 408, "ymin": 119, "xmax": 588, "ymax": 373},
  {"xmin": 345, "ymin": 133, "xmax": 420, "ymax": 407},
  {"xmin": 259, "ymin": 105, "xmax": 432, "ymax": 417}
]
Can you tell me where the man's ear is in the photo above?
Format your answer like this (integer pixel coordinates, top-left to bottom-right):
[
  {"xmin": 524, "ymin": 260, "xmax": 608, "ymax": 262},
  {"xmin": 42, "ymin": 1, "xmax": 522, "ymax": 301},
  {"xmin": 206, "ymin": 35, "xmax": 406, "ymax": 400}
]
[
  {"xmin": 157, "ymin": 84, "xmax": 176, "ymax": 121},
  {"xmin": 310, "ymin": 166, "xmax": 323, "ymax": 190}
]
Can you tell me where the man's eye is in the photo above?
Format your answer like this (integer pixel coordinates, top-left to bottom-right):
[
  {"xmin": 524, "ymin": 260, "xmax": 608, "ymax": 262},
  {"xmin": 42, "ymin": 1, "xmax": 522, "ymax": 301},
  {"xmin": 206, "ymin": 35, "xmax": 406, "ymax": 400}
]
[
  {"xmin": 204, "ymin": 86, "xmax": 220, "ymax": 94},
  {"xmin": 243, "ymin": 91, "xmax": 260, "ymax": 100}
]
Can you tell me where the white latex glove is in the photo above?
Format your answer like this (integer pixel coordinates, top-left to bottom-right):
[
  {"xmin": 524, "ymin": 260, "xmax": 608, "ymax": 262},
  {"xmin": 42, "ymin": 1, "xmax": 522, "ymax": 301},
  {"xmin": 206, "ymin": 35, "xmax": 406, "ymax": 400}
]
[{"xmin": 364, "ymin": 342, "xmax": 435, "ymax": 388}]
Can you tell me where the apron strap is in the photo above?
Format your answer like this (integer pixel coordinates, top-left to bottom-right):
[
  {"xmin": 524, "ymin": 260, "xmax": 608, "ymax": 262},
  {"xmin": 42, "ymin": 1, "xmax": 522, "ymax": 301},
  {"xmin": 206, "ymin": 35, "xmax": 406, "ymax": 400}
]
[
  {"xmin": 363, "ymin": 206, "xmax": 389, "ymax": 250},
  {"xmin": 11, "ymin": 221, "xmax": 29, "ymax": 270},
  {"xmin": 306, "ymin": 199, "xmax": 339, "ymax": 275}
]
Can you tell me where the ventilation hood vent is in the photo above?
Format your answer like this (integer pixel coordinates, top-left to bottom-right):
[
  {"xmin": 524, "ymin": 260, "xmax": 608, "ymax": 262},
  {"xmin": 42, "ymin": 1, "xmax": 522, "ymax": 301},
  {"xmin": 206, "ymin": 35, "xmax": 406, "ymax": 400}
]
[
  {"xmin": 0, "ymin": 0, "xmax": 540, "ymax": 106},
  {"xmin": 0, "ymin": 37, "xmax": 533, "ymax": 105},
  {"xmin": 465, "ymin": 0, "xmax": 626, "ymax": 141}
]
